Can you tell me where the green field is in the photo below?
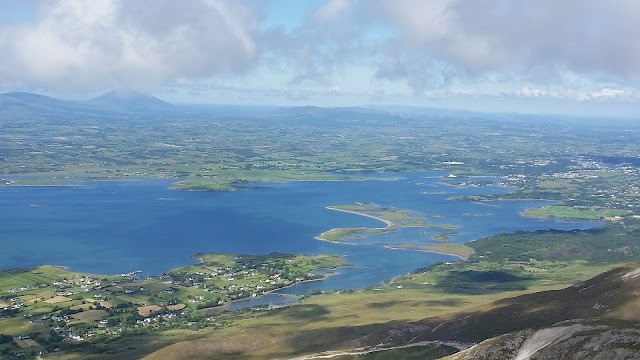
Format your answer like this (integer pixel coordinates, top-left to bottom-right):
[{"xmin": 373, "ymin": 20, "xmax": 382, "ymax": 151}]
[{"xmin": 523, "ymin": 205, "xmax": 630, "ymax": 220}]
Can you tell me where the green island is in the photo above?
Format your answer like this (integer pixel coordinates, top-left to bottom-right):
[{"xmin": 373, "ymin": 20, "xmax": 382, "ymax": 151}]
[
  {"xmin": 316, "ymin": 203, "xmax": 459, "ymax": 243},
  {"xmin": 0, "ymin": 253, "xmax": 345, "ymax": 357},
  {"xmin": 431, "ymin": 232, "xmax": 460, "ymax": 242}
]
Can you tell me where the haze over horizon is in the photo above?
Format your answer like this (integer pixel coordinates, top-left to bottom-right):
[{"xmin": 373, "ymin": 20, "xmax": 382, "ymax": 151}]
[{"xmin": 0, "ymin": 0, "xmax": 639, "ymax": 116}]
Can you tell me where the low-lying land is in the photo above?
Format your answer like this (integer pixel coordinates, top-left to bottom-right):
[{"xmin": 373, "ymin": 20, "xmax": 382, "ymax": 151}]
[
  {"xmin": 6, "ymin": 219, "xmax": 635, "ymax": 359},
  {"xmin": 386, "ymin": 243, "xmax": 475, "ymax": 260},
  {"xmin": 522, "ymin": 205, "xmax": 630, "ymax": 220},
  {"xmin": 0, "ymin": 253, "xmax": 345, "ymax": 358},
  {"xmin": 2, "ymin": 104, "xmax": 640, "ymax": 358},
  {"xmin": 316, "ymin": 203, "xmax": 458, "ymax": 243}
]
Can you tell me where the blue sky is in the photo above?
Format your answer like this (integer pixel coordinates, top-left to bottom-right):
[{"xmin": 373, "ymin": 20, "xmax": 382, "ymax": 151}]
[{"xmin": 0, "ymin": 0, "xmax": 638, "ymax": 116}]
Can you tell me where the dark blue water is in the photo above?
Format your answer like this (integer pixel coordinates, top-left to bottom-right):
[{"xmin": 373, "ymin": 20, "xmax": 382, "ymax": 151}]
[{"xmin": 0, "ymin": 173, "xmax": 599, "ymax": 293}]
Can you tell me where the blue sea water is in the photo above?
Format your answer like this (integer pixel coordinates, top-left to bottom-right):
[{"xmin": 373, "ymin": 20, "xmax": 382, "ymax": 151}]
[{"xmin": 0, "ymin": 173, "xmax": 599, "ymax": 293}]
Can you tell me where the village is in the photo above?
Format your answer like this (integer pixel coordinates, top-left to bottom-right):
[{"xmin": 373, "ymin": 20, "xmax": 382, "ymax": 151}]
[{"xmin": 0, "ymin": 253, "xmax": 346, "ymax": 357}]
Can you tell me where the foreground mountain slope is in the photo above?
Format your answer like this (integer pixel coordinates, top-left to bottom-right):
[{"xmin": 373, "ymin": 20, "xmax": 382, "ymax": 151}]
[
  {"xmin": 134, "ymin": 263, "xmax": 640, "ymax": 360},
  {"xmin": 443, "ymin": 319, "xmax": 640, "ymax": 360},
  {"xmin": 340, "ymin": 263, "xmax": 640, "ymax": 359}
]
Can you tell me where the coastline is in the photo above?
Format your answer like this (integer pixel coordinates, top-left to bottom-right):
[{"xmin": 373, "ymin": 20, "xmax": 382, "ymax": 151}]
[
  {"xmin": 206, "ymin": 266, "xmax": 347, "ymax": 313},
  {"xmin": 313, "ymin": 234, "xmax": 364, "ymax": 245},
  {"xmin": 191, "ymin": 254, "xmax": 205, "ymax": 264},
  {"xmin": 384, "ymin": 245, "xmax": 471, "ymax": 260},
  {"xmin": 314, "ymin": 206, "xmax": 395, "ymax": 242},
  {"xmin": 325, "ymin": 206, "xmax": 394, "ymax": 228}
]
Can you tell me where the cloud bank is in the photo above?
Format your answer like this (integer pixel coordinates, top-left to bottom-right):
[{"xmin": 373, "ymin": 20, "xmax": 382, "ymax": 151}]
[
  {"xmin": 369, "ymin": 0, "xmax": 640, "ymax": 91},
  {"xmin": 0, "ymin": 0, "xmax": 257, "ymax": 91},
  {"xmin": 0, "ymin": 0, "xmax": 637, "ymax": 104}
]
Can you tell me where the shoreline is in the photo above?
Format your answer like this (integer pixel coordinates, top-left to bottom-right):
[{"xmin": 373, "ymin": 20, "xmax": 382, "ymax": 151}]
[
  {"xmin": 314, "ymin": 206, "xmax": 395, "ymax": 242},
  {"xmin": 313, "ymin": 234, "xmax": 363, "ymax": 245},
  {"xmin": 207, "ymin": 266, "xmax": 347, "ymax": 313},
  {"xmin": 384, "ymin": 245, "xmax": 471, "ymax": 260},
  {"xmin": 325, "ymin": 206, "xmax": 394, "ymax": 228}
]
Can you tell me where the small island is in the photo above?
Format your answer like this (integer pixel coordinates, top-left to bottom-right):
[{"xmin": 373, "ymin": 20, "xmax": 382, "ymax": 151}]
[
  {"xmin": 316, "ymin": 202, "xmax": 459, "ymax": 243},
  {"xmin": 431, "ymin": 231, "xmax": 460, "ymax": 242}
]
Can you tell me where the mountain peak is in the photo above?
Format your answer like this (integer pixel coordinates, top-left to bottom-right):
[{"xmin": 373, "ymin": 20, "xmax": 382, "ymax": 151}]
[{"xmin": 88, "ymin": 90, "xmax": 173, "ymax": 111}]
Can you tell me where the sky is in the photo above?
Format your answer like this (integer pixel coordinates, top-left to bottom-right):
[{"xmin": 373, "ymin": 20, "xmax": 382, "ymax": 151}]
[{"xmin": 0, "ymin": 0, "xmax": 639, "ymax": 116}]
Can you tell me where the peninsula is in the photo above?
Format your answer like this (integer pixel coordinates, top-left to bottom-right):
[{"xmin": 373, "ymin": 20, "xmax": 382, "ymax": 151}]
[{"xmin": 316, "ymin": 202, "xmax": 459, "ymax": 243}]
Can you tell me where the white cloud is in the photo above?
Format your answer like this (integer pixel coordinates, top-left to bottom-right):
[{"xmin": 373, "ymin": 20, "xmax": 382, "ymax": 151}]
[
  {"xmin": 588, "ymin": 88, "xmax": 628, "ymax": 99},
  {"xmin": 0, "ymin": 0, "xmax": 258, "ymax": 91},
  {"xmin": 1, "ymin": 0, "xmax": 638, "ymax": 110},
  {"xmin": 311, "ymin": 0, "xmax": 351, "ymax": 24},
  {"xmin": 327, "ymin": 85, "xmax": 342, "ymax": 93},
  {"xmin": 368, "ymin": 0, "xmax": 640, "ymax": 92}
]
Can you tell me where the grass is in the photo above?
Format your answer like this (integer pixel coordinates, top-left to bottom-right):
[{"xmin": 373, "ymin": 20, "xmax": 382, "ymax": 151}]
[
  {"xmin": 333, "ymin": 345, "xmax": 457, "ymax": 359},
  {"xmin": 116, "ymin": 294, "xmax": 144, "ymax": 304},
  {"xmin": 70, "ymin": 309, "xmax": 109, "ymax": 323},
  {"xmin": 44, "ymin": 295, "xmax": 73, "ymax": 304},
  {"xmin": 316, "ymin": 227, "xmax": 371, "ymax": 241},
  {"xmin": 317, "ymin": 203, "xmax": 458, "ymax": 243},
  {"xmin": 0, "ymin": 266, "xmax": 63, "ymax": 292},
  {"xmin": 13, "ymin": 338, "xmax": 40, "ymax": 349},
  {"xmin": 469, "ymin": 225, "xmax": 640, "ymax": 264},
  {"xmin": 138, "ymin": 281, "xmax": 572, "ymax": 360},
  {"xmin": 171, "ymin": 180, "xmax": 237, "ymax": 192},
  {"xmin": 388, "ymin": 243, "xmax": 475, "ymax": 260},
  {"xmin": 14, "ymin": 224, "xmax": 640, "ymax": 359},
  {"xmin": 0, "ymin": 318, "xmax": 48, "ymax": 336},
  {"xmin": 138, "ymin": 305, "xmax": 163, "ymax": 317},
  {"xmin": 432, "ymin": 232, "xmax": 460, "ymax": 242},
  {"xmin": 523, "ymin": 205, "xmax": 630, "ymax": 220}
]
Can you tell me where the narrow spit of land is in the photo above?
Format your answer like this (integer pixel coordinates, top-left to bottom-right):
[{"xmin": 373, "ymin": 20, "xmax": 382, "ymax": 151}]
[{"xmin": 315, "ymin": 203, "xmax": 473, "ymax": 259}]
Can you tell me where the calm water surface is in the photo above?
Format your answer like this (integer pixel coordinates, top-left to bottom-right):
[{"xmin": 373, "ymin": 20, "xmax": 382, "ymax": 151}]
[{"xmin": 0, "ymin": 173, "xmax": 599, "ymax": 293}]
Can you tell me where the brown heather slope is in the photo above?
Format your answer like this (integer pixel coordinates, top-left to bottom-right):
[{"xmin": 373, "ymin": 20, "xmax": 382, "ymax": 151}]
[
  {"xmin": 140, "ymin": 263, "xmax": 640, "ymax": 360},
  {"xmin": 342, "ymin": 262, "xmax": 640, "ymax": 359}
]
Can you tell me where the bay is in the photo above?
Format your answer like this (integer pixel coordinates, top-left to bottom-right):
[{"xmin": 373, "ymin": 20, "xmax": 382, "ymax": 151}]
[{"xmin": 0, "ymin": 172, "xmax": 598, "ymax": 294}]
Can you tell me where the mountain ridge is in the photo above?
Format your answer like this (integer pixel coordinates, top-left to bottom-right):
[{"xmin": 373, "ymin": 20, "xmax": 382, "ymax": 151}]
[{"xmin": 0, "ymin": 90, "xmax": 173, "ymax": 114}]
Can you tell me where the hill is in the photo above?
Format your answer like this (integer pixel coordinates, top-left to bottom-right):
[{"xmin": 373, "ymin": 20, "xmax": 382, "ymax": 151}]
[
  {"xmin": 0, "ymin": 91, "xmax": 173, "ymax": 117},
  {"xmin": 339, "ymin": 263, "xmax": 640, "ymax": 359},
  {"xmin": 87, "ymin": 90, "xmax": 173, "ymax": 112},
  {"xmin": 0, "ymin": 92, "xmax": 90, "ymax": 114}
]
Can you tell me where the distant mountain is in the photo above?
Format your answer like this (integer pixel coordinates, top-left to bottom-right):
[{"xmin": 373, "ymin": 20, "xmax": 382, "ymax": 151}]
[
  {"xmin": 0, "ymin": 90, "xmax": 174, "ymax": 117},
  {"xmin": 2, "ymin": 92, "xmax": 71, "ymax": 107},
  {"xmin": 87, "ymin": 91, "xmax": 173, "ymax": 112},
  {"xmin": 264, "ymin": 105, "xmax": 400, "ymax": 126},
  {"xmin": 0, "ymin": 91, "xmax": 91, "ymax": 113}
]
